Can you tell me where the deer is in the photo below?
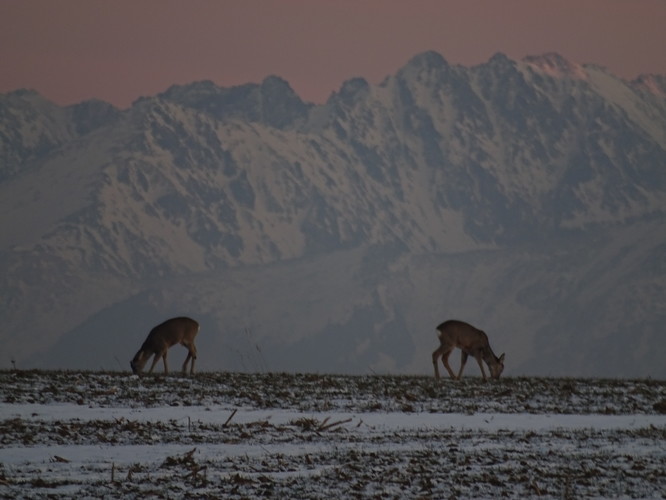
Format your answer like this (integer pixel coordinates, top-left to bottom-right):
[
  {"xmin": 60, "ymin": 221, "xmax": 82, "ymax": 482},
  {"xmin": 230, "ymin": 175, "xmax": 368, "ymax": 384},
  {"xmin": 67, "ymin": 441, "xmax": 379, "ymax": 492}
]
[
  {"xmin": 432, "ymin": 320, "xmax": 505, "ymax": 381},
  {"xmin": 130, "ymin": 317, "xmax": 199, "ymax": 376}
]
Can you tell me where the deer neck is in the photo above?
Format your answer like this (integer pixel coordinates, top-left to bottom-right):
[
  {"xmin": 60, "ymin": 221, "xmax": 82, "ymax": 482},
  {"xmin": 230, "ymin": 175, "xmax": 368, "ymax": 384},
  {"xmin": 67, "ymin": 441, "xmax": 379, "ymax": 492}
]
[{"xmin": 481, "ymin": 346, "xmax": 499, "ymax": 366}]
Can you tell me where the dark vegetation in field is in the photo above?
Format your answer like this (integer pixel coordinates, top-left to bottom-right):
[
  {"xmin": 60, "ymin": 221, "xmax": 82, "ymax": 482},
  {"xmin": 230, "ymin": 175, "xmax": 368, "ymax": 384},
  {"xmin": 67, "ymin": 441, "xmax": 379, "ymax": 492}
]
[{"xmin": 1, "ymin": 370, "xmax": 664, "ymax": 415}]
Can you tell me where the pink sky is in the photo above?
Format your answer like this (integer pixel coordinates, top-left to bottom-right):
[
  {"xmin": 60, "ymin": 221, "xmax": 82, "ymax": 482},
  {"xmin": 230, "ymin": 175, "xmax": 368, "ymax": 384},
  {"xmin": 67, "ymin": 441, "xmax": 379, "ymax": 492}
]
[{"xmin": 1, "ymin": 0, "xmax": 665, "ymax": 109}]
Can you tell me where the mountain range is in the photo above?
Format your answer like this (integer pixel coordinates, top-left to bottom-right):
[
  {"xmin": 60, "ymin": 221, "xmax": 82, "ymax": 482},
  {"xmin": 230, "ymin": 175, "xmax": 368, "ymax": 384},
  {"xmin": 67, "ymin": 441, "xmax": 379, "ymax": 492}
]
[{"xmin": 1, "ymin": 51, "xmax": 665, "ymax": 378}]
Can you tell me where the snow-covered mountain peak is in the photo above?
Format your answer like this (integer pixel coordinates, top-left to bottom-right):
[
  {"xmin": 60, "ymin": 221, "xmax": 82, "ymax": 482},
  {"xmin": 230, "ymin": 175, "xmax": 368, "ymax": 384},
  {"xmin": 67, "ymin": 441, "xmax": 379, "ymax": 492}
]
[
  {"xmin": 523, "ymin": 53, "xmax": 588, "ymax": 80},
  {"xmin": 397, "ymin": 51, "xmax": 454, "ymax": 85},
  {"xmin": 328, "ymin": 77, "xmax": 370, "ymax": 106},
  {"xmin": 1, "ymin": 51, "xmax": 665, "ymax": 378},
  {"xmin": 633, "ymin": 74, "xmax": 666, "ymax": 97},
  {"xmin": 405, "ymin": 50, "xmax": 449, "ymax": 70}
]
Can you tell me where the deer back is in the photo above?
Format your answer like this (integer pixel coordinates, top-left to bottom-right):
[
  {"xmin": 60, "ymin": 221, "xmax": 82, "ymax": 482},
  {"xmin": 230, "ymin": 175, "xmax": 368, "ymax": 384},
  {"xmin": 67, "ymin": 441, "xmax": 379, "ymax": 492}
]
[
  {"xmin": 436, "ymin": 320, "xmax": 489, "ymax": 353},
  {"xmin": 141, "ymin": 317, "xmax": 199, "ymax": 354}
]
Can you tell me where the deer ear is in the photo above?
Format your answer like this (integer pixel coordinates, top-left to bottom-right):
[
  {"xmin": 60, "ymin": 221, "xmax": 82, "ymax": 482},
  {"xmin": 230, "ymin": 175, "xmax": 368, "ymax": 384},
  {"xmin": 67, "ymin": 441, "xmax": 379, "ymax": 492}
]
[{"xmin": 499, "ymin": 353, "xmax": 505, "ymax": 362}]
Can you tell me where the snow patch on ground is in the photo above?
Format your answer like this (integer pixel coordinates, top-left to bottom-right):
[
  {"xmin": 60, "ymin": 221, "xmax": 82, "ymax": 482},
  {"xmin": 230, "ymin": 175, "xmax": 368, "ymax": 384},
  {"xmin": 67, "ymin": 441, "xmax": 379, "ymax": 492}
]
[{"xmin": 1, "ymin": 372, "xmax": 664, "ymax": 498}]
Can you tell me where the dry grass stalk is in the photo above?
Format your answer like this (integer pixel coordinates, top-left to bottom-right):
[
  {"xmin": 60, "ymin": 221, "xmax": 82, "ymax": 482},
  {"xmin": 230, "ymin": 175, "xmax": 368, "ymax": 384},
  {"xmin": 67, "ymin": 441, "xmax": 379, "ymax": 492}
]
[
  {"xmin": 223, "ymin": 409, "xmax": 238, "ymax": 427},
  {"xmin": 317, "ymin": 417, "xmax": 352, "ymax": 432}
]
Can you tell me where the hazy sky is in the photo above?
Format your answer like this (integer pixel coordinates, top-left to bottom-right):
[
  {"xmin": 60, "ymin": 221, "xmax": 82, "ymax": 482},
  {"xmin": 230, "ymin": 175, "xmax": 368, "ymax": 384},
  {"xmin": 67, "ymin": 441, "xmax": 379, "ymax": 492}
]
[{"xmin": 2, "ymin": 0, "xmax": 665, "ymax": 109}]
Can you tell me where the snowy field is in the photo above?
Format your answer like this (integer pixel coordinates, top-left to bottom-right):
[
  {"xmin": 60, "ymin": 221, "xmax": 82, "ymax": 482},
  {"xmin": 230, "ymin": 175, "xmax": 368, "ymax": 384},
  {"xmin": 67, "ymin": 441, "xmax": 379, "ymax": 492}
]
[{"xmin": 1, "ymin": 371, "xmax": 665, "ymax": 499}]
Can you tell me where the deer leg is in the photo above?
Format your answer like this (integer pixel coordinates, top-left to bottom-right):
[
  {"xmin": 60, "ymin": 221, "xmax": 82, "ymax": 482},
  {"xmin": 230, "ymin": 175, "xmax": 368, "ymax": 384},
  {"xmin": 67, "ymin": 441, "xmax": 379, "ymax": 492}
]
[
  {"xmin": 432, "ymin": 348, "xmax": 443, "ymax": 378},
  {"xmin": 181, "ymin": 353, "xmax": 192, "ymax": 374},
  {"xmin": 457, "ymin": 351, "xmax": 469, "ymax": 380},
  {"xmin": 441, "ymin": 349, "xmax": 457, "ymax": 379},
  {"xmin": 474, "ymin": 354, "xmax": 487, "ymax": 381},
  {"xmin": 189, "ymin": 344, "xmax": 197, "ymax": 374},
  {"xmin": 148, "ymin": 353, "xmax": 161, "ymax": 374},
  {"xmin": 181, "ymin": 342, "xmax": 197, "ymax": 375}
]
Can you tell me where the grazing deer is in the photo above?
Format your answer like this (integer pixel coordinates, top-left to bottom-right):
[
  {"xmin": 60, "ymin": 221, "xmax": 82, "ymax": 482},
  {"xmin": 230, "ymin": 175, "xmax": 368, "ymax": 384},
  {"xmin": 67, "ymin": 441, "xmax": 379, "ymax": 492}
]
[
  {"xmin": 432, "ymin": 320, "xmax": 505, "ymax": 381},
  {"xmin": 130, "ymin": 317, "xmax": 199, "ymax": 375}
]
